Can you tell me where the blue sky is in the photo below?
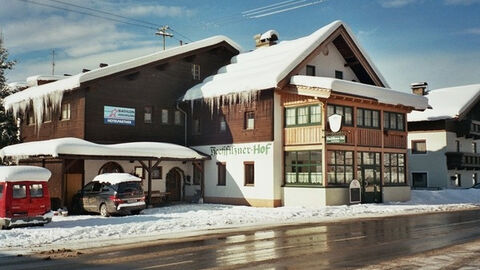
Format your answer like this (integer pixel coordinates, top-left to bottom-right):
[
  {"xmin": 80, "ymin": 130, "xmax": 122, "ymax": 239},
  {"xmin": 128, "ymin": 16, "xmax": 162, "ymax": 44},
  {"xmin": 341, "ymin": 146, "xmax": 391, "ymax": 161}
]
[{"xmin": 1, "ymin": 0, "xmax": 479, "ymax": 91}]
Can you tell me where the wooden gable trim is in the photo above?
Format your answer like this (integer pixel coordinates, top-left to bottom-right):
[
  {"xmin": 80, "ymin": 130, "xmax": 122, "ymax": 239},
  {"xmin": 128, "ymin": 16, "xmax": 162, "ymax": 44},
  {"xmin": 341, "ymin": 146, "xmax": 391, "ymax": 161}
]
[
  {"xmin": 457, "ymin": 93, "xmax": 480, "ymax": 121},
  {"xmin": 277, "ymin": 25, "xmax": 385, "ymax": 91}
]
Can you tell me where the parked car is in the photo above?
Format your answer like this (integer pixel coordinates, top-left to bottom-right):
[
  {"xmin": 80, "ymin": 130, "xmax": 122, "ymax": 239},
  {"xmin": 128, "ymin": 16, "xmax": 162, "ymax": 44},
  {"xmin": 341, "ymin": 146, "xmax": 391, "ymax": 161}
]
[
  {"xmin": 72, "ymin": 173, "xmax": 145, "ymax": 217},
  {"xmin": 0, "ymin": 166, "xmax": 53, "ymax": 229}
]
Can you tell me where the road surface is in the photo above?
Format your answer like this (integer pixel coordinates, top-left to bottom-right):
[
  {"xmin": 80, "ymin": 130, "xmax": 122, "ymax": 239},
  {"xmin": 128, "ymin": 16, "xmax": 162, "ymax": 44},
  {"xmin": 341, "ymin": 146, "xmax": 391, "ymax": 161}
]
[{"xmin": 3, "ymin": 208, "xmax": 480, "ymax": 269}]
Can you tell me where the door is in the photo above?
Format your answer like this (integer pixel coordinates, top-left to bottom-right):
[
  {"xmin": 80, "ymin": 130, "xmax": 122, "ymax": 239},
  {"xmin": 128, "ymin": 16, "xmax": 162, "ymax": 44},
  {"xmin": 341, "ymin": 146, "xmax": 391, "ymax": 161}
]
[
  {"xmin": 28, "ymin": 182, "xmax": 48, "ymax": 216},
  {"xmin": 66, "ymin": 174, "xmax": 83, "ymax": 209},
  {"xmin": 357, "ymin": 152, "xmax": 382, "ymax": 203},
  {"xmin": 166, "ymin": 169, "xmax": 182, "ymax": 201},
  {"xmin": 10, "ymin": 183, "xmax": 29, "ymax": 218}
]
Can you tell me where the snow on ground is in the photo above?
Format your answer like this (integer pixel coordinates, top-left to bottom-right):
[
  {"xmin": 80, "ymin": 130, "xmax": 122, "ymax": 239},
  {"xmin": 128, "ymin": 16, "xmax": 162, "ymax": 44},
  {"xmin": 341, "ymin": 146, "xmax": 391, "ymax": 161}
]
[{"xmin": 1, "ymin": 189, "xmax": 480, "ymax": 255}]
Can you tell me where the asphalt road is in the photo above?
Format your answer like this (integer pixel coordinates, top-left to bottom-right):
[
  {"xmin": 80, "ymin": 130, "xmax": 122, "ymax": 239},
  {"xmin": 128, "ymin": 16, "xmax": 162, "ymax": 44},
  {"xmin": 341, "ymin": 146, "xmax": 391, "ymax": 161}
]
[{"xmin": 3, "ymin": 209, "xmax": 480, "ymax": 269}]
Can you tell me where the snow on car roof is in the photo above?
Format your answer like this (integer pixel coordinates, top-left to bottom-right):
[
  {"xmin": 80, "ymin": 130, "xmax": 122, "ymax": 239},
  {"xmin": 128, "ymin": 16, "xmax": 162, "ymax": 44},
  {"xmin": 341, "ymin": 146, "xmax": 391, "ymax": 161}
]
[
  {"xmin": 0, "ymin": 137, "xmax": 208, "ymax": 161},
  {"xmin": 290, "ymin": 76, "xmax": 429, "ymax": 110},
  {"xmin": 93, "ymin": 173, "xmax": 141, "ymax": 185},
  {"xmin": 408, "ymin": 84, "xmax": 480, "ymax": 122},
  {"xmin": 0, "ymin": 166, "xmax": 51, "ymax": 182},
  {"xmin": 182, "ymin": 20, "xmax": 389, "ymax": 102}
]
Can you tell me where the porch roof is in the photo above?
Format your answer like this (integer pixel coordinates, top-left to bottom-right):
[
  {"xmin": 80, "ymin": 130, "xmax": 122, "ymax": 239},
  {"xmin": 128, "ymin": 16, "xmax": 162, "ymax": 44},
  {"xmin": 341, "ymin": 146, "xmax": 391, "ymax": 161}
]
[{"xmin": 0, "ymin": 137, "xmax": 208, "ymax": 162}]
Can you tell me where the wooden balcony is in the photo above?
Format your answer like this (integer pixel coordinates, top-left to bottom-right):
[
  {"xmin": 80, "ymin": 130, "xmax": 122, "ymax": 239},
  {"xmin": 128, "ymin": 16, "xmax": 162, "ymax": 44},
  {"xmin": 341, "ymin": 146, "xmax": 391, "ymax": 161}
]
[
  {"xmin": 456, "ymin": 119, "xmax": 480, "ymax": 139},
  {"xmin": 384, "ymin": 130, "xmax": 407, "ymax": 149},
  {"xmin": 356, "ymin": 128, "xmax": 382, "ymax": 147},
  {"xmin": 284, "ymin": 125, "xmax": 323, "ymax": 145},
  {"xmin": 446, "ymin": 152, "xmax": 480, "ymax": 170}
]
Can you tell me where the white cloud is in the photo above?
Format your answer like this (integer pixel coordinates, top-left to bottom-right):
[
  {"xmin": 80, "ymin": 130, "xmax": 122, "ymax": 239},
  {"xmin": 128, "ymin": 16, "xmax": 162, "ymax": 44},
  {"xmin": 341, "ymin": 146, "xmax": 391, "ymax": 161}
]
[
  {"xmin": 120, "ymin": 5, "xmax": 195, "ymax": 17},
  {"xmin": 379, "ymin": 0, "xmax": 418, "ymax": 8},
  {"xmin": 463, "ymin": 28, "xmax": 480, "ymax": 35},
  {"xmin": 444, "ymin": 0, "xmax": 480, "ymax": 5}
]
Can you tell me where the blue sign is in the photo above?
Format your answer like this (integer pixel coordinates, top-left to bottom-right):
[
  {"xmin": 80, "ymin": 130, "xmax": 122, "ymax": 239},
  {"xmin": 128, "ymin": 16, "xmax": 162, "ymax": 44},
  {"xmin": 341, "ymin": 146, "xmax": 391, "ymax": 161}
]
[{"xmin": 104, "ymin": 106, "xmax": 135, "ymax": 126}]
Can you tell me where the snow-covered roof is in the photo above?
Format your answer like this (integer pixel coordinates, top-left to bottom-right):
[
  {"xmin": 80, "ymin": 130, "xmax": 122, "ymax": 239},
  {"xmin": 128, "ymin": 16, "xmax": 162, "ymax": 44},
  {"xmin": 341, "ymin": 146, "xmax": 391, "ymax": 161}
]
[
  {"xmin": 26, "ymin": 75, "xmax": 68, "ymax": 86},
  {"xmin": 7, "ymin": 82, "xmax": 29, "ymax": 91},
  {"xmin": 0, "ymin": 137, "xmax": 207, "ymax": 161},
  {"xmin": 290, "ymin": 76, "xmax": 429, "ymax": 110},
  {"xmin": 0, "ymin": 166, "xmax": 51, "ymax": 182},
  {"xmin": 3, "ymin": 36, "xmax": 241, "ymax": 121},
  {"xmin": 182, "ymin": 20, "xmax": 389, "ymax": 102},
  {"xmin": 93, "ymin": 173, "xmax": 141, "ymax": 185},
  {"xmin": 408, "ymin": 84, "xmax": 480, "ymax": 122}
]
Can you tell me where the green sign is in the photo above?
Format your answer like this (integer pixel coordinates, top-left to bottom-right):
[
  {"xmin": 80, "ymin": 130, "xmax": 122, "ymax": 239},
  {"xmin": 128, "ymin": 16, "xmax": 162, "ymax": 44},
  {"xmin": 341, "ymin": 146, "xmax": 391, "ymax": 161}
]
[{"xmin": 326, "ymin": 134, "xmax": 346, "ymax": 144}]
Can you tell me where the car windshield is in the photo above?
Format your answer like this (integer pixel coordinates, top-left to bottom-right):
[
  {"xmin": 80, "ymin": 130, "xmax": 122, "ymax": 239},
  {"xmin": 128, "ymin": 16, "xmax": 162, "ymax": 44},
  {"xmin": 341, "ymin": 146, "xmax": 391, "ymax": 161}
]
[{"xmin": 116, "ymin": 182, "xmax": 143, "ymax": 193}]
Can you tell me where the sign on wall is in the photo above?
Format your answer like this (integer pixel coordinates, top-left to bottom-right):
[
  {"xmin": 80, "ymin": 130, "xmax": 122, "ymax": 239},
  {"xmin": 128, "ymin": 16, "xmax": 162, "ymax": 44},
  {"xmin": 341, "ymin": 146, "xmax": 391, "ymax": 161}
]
[
  {"xmin": 210, "ymin": 143, "xmax": 273, "ymax": 156},
  {"xmin": 326, "ymin": 134, "xmax": 346, "ymax": 144},
  {"xmin": 104, "ymin": 106, "xmax": 135, "ymax": 126}
]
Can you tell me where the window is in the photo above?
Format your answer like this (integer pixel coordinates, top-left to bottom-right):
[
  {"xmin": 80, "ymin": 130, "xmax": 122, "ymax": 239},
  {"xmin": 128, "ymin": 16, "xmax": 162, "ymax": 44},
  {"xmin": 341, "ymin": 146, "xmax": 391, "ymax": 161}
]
[
  {"xmin": 412, "ymin": 172, "xmax": 427, "ymax": 188},
  {"xmin": 193, "ymin": 164, "xmax": 202, "ymax": 185},
  {"xmin": 384, "ymin": 153, "xmax": 406, "ymax": 185},
  {"xmin": 244, "ymin": 162, "xmax": 255, "ymax": 185},
  {"xmin": 455, "ymin": 173, "xmax": 462, "ymax": 187},
  {"xmin": 13, "ymin": 184, "xmax": 26, "ymax": 199},
  {"xmin": 306, "ymin": 65, "xmax": 316, "ymax": 76},
  {"xmin": 43, "ymin": 106, "xmax": 52, "ymax": 122},
  {"xmin": 29, "ymin": 184, "xmax": 44, "ymax": 198},
  {"xmin": 219, "ymin": 115, "xmax": 226, "ymax": 133},
  {"xmin": 245, "ymin": 111, "xmax": 255, "ymax": 130},
  {"xmin": 327, "ymin": 105, "xmax": 353, "ymax": 126},
  {"xmin": 285, "ymin": 150, "xmax": 322, "ymax": 185},
  {"xmin": 473, "ymin": 142, "xmax": 477, "ymax": 153},
  {"xmin": 473, "ymin": 173, "xmax": 478, "ymax": 185},
  {"xmin": 335, "ymin": 70, "xmax": 343, "ymax": 79},
  {"xmin": 161, "ymin": 109, "xmax": 169, "ymax": 124},
  {"xmin": 217, "ymin": 162, "xmax": 226, "ymax": 186},
  {"xmin": 174, "ymin": 111, "xmax": 183, "ymax": 126},
  {"xmin": 384, "ymin": 112, "xmax": 405, "ymax": 131},
  {"xmin": 60, "ymin": 103, "xmax": 71, "ymax": 120},
  {"xmin": 25, "ymin": 108, "xmax": 35, "ymax": 125},
  {"xmin": 285, "ymin": 105, "xmax": 322, "ymax": 127},
  {"xmin": 0, "ymin": 184, "xmax": 3, "ymax": 199},
  {"xmin": 193, "ymin": 118, "xmax": 201, "ymax": 135},
  {"xmin": 456, "ymin": 140, "xmax": 460, "ymax": 152},
  {"xmin": 144, "ymin": 106, "xmax": 152, "ymax": 124},
  {"xmin": 192, "ymin": 64, "xmax": 201, "ymax": 80},
  {"xmin": 412, "ymin": 140, "xmax": 427, "ymax": 154},
  {"xmin": 327, "ymin": 151, "xmax": 354, "ymax": 185},
  {"xmin": 99, "ymin": 162, "xmax": 124, "ymax": 174},
  {"xmin": 357, "ymin": 108, "xmax": 380, "ymax": 128}
]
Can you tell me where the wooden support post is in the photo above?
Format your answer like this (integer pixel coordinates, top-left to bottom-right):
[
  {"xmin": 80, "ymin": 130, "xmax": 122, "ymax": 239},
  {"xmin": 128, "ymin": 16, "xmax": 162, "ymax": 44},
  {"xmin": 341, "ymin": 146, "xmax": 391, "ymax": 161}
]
[
  {"xmin": 147, "ymin": 160, "xmax": 152, "ymax": 207},
  {"xmin": 200, "ymin": 160, "xmax": 205, "ymax": 200},
  {"xmin": 61, "ymin": 159, "xmax": 66, "ymax": 207}
]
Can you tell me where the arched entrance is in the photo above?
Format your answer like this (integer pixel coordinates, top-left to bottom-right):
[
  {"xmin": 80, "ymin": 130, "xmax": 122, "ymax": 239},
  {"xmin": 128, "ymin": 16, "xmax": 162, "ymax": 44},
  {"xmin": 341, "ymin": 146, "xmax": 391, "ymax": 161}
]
[
  {"xmin": 166, "ymin": 168, "xmax": 182, "ymax": 201},
  {"xmin": 99, "ymin": 162, "xmax": 124, "ymax": 174}
]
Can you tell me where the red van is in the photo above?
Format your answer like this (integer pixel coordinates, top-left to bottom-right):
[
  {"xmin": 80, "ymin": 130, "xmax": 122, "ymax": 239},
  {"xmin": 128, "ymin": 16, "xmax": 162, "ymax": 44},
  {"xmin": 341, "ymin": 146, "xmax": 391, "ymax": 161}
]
[{"xmin": 0, "ymin": 166, "xmax": 53, "ymax": 229}]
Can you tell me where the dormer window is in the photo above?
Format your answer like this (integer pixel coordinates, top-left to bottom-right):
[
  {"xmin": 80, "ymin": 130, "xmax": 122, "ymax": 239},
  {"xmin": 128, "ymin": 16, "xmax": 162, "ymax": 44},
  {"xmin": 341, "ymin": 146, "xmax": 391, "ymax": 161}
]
[
  {"xmin": 335, "ymin": 70, "xmax": 343, "ymax": 79},
  {"xmin": 306, "ymin": 65, "xmax": 316, "ymax": 76}
]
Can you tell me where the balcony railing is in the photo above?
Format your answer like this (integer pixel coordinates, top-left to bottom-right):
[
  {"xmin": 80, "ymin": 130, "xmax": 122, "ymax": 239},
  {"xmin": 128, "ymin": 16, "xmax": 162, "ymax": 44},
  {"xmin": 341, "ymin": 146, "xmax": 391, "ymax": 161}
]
[
  {"xmin": 446, "ymin": 152, "xmax": 480, "ymax": 170},
  {"xmin": 456, "ymin": 119, "xmax": 480, "ymax": 139}
]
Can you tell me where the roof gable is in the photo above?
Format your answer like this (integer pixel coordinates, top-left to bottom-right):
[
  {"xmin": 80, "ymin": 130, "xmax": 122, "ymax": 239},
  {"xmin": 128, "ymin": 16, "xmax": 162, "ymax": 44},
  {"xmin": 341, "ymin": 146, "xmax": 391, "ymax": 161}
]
[
  {"xmin": 408, "ymin": 84, "xmax": 480, "ymax": 122},
  {"xmin": 183, "ymin": 20, "xmax": 389, "ymax": 101}
]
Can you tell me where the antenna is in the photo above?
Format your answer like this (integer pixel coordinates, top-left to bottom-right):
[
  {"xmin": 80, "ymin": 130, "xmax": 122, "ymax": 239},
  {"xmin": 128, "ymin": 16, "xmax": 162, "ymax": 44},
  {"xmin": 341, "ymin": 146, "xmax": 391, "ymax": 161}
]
[
  {"xmin": 51, "ymin": 49, "xmax": 55, "ymax": 75},
  {"xmin": 155, "ymin": 25, "xmax": 173, "ymax": 50}
]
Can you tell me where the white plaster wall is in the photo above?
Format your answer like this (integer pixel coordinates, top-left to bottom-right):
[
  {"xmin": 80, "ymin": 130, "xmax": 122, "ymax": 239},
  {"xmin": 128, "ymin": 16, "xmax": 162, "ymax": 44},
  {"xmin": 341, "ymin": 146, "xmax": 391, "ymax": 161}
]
[
  {"xmin": 283, "ymin": 187, "xmax": 327, "ymax": 207},
  {"xmin": 300, "ymin": 43, "xmax": 359, "ymax": 81},
  {"xmin": 383, "ymin": 186, "xmax": 411, "ymax": 202},
  {"xmin": 408, "ymin": 131, "xmax": 449, "ymax": 188},
  {"xmin": 84, "ymin": 160, "xmax": 193, "ymax": 196},
  {"xmin": 193, "ymin": 142, "xmax": 275, "ymax": 200}
]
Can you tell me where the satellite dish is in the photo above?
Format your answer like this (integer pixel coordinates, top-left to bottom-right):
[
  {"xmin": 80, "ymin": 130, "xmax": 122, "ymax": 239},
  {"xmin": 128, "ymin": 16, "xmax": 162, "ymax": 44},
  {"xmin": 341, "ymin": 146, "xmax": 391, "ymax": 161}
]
[{"xmin": 328, "ymin": 114, "xmax": 342, "ymax": 133}]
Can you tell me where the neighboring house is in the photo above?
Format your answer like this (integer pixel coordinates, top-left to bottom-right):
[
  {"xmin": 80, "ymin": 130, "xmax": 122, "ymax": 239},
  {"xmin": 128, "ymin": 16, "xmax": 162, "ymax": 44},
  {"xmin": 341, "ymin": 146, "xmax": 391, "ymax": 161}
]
[
  {"xmin": 2, "ymin": 37, "xmax": 240, "ymax": 208},
  {"xmin": 181, "ymin": 20, "xmax": 429, "ymax": 207},
  {"xmin": 408, "ymin": 83, "xmax": 480, "ymax": 189}
]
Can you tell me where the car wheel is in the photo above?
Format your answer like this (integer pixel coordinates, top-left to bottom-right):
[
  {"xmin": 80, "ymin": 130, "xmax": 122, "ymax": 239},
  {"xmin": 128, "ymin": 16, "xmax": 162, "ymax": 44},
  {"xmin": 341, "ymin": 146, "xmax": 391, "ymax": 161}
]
[
  {"xmin": 100, "ymin": 203, "xmax": 109, "ymax": 217},
  {"xmin": 71, "ymin": 201, "xmax": 83, "ymax": 215}
]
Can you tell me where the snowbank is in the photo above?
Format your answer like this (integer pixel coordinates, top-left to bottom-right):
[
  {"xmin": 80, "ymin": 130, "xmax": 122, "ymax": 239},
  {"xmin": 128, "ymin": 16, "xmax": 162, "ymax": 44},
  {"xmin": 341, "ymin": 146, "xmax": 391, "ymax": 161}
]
[{"xmin": 0, "ymin": 189, "xmax": 479, "ymax": 255}]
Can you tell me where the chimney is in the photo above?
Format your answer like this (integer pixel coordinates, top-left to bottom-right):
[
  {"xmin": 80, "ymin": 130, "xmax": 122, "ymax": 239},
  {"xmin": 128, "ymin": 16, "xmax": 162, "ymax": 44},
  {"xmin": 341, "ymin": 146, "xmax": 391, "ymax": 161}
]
[
  {"xmin": 254, "ymin": 30, "xmax": 279, "ymax": 48},
  {"xmin": 82, "ymin": 68, "xmax": 91, "ymax": 73},
  {"xmin": 411, "ymin": 82, "xmax": 428, "ymax": 96},
  {"xmin": 99, "ymin": 63, "xmax": 108, "ymax": 68}
]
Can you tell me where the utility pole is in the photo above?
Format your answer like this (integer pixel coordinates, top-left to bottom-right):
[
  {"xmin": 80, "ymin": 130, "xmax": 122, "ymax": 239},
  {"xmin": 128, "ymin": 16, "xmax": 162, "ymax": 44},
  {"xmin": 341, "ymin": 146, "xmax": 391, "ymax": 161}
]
[
  {"xmin": 51, "ymin": 49, "xmax": 55, "ymax": 75},
  {"xmin": 155, "ymin": 25, "xmax": 173, "ymax": 50}
]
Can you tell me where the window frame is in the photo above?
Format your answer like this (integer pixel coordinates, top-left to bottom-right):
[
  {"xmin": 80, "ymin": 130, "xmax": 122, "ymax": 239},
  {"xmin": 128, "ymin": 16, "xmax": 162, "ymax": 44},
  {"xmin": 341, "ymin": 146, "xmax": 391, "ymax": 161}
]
[
  {"xmin": 174, "ymin": 110, "xmax": 183, "ymax": 126},
  {"xmin": 192, "ymin": 64, "xmax": 201, "ymax": 80},
  {"xmin": 327, "ymin": 150, "xmax": 354, "ymax": 185},
  {"xmin": 411, "ymin": 140, "xmax": 427, "ymax": 154},
  {"xmin": 43, "ymin": 106, "xmax": 52, "ymax": 123},
  {"xmin": 284, "ymin": 150, "xmax": 323, "ymax": 186},
  {"xmin": 217, "ymin": 162, "xmax": 226, "ymax": 186},
  {"xmin": 60, "ymin": 103, "xmax": 71, "ymax": 121},
  {"xmin": 29, "ymin": 184, "xmax": 44, "ymax": 198},
  {"xmin": 335, "ymin": 70, "xmax": 343, "ymax": 79},
  {"xmin": 412, "ymin": 172, "xmax": 428, "ymax": 188},
  {"xmin": 193, "ymin": 118, "xmax": 201, "ymax": 135},
  {"xmin": 161, "ymin": 109, "xmax": 169, "ymax": 124},
  {"xmin": 219, "ymin": 115, "xmax": 227, "ymax": 133},
  {"xmin": 244, "ymin": 111, "xmax": 255, "ymax": 130},
  {"xmin": 383, "ymin": 153, "xmax": 406, "ymax": 185},
  {"xmin": 12, "ymin": 184, "xmax": 27, "ymax": 199},
  {"xmin": 144, "ymin": 106, "xmax": 153, "ymax": 124},
  {"xmin": 193, "ymin": 164, "xmax": 202, "ymax": 185},
  {"xmin": 473, "ymin": 142, "xmax": 477, "ymax": 154},
  {"xmin": 244, "ymin": 162, "xmax": 255, "ymax": 186},
  {"xmin": 384, "ymin": 111, "xmax": 405, "ymax": 131},
  {"xmin": 306, "ymin": 65, "xmax": 316, "ymax": 76},
  {"xmin": 0, "ymin": 184, "xmax": 3, "ymax": 199},
  {"xmin": 285, "ymin": 104, "xmax": 322, "ymax": 127},
  {"xmin": 357, "ymin": 108, "xmax": 380, "ymax": 129}
]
